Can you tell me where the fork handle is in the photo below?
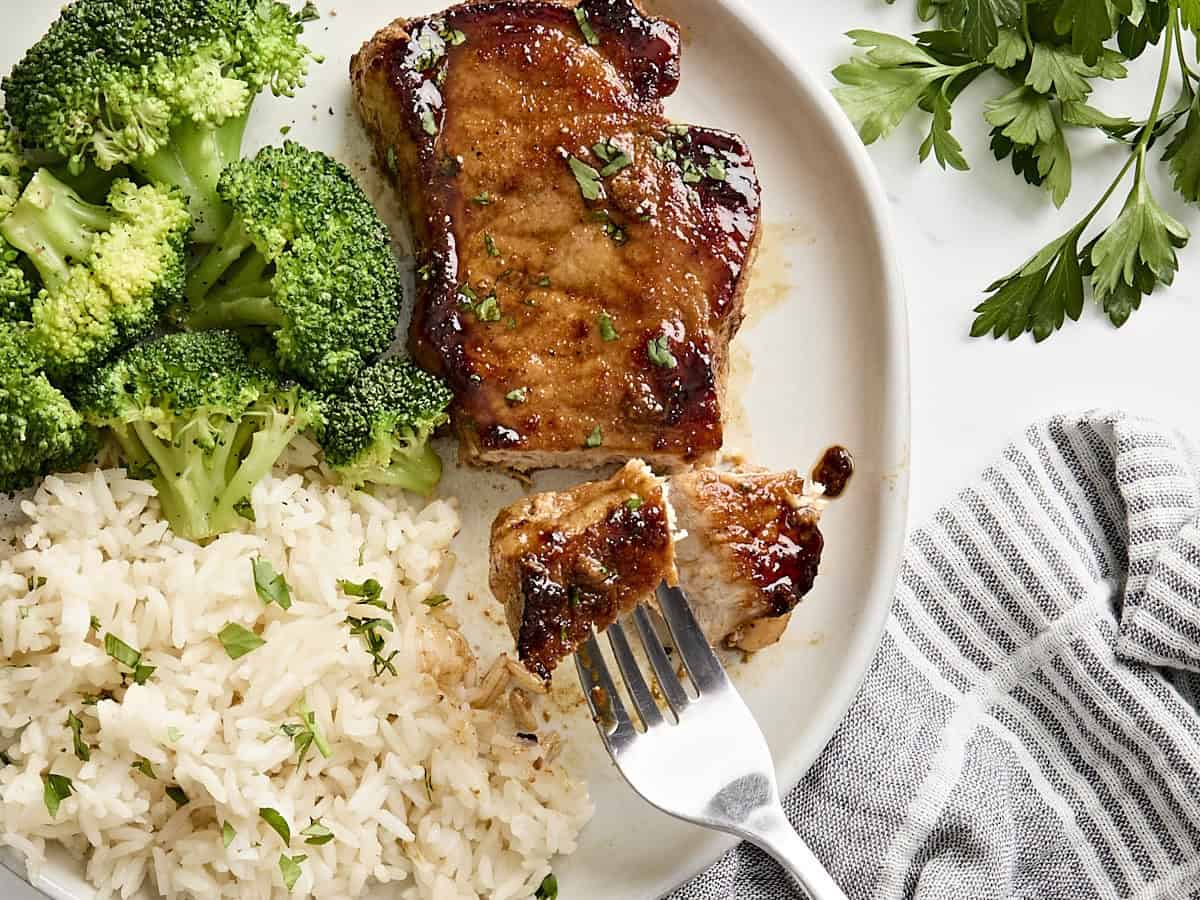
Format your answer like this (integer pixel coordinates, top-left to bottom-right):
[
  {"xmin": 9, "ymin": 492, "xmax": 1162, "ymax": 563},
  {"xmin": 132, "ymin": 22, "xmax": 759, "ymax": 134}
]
[{"xmin": 741, "ymin": 805, "xmax": 848, "ymax": 900}]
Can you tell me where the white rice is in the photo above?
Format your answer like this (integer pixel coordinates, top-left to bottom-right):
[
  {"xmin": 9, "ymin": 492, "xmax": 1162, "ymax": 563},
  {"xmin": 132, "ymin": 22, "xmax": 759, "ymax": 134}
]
[{"xmin": 0, "ymin": 446, "xmax": 591, "ymax": 899}]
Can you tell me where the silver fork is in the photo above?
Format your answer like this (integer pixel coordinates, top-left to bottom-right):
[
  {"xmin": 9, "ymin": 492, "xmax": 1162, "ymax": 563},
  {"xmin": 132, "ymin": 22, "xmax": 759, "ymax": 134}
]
[{"xmin": 574, "ymin": 584, "xmax": 848, "ymax": 900}]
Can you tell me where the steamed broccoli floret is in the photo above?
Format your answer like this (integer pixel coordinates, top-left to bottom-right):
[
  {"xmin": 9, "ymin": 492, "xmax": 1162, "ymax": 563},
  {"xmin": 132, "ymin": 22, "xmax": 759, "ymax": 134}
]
[
  {"xmin": 3, "ymin": 0, "xmax": 319, "ymax": 241},
  {"xmin": 74, "ymin": 330, "xmax": 320, "ymax": 541},
  {"xmin": 0, "ymin": 168, "xmax": 191, "ymax": 381},
  {"xmin": 0, "ymin": 118, "xmax": 32, "ymax": 322},
  {"xmin": 182, "ymin": 142, "xmax": 403, "ymax": 391},
  {"xmin": 0, "ymin": 324, "xmax": 98, "ymax": 492},
  {"xmin": 317, "ymin": 357, "xmax": 452, "ymax": 493}
]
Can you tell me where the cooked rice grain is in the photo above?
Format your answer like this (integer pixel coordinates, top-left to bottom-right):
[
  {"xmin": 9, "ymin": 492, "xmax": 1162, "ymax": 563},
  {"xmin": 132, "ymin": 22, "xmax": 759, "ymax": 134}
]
[{"xmin": 0, "ymin": 465, "xmax": 591, "ymax": 899}]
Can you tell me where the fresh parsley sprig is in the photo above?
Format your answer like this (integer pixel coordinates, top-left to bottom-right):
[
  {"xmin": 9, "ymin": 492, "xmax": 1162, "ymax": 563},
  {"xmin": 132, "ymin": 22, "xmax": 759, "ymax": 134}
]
[{"xmin": 835, "ymin": 0, "xmax": 1198, "ymax": 341}]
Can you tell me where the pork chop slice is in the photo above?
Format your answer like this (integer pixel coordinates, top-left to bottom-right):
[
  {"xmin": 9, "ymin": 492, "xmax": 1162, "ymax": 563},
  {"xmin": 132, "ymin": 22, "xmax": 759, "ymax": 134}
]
[
  {"xmin": 670, "ymin": 469, "xmax": 825, "ymax": 652},
  {"xmin": 350, "ymin": 0, "xmax": 761, "ymax": 473},
  {"xmin": 489, "ymin": 460, "xmax": 676, "ymax": 681}
]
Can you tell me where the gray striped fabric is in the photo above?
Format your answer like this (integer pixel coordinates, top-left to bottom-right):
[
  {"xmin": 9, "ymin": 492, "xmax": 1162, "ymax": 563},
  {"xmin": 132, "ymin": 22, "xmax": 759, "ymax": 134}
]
[{"xmin": 672, "ymin": 412, "xmax": 1200, "ymax": 900}]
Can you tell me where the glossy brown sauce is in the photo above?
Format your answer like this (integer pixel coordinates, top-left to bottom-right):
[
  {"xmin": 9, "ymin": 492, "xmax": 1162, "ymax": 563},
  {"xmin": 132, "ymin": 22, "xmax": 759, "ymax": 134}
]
[
  {"xmin": 813, "ymin": 445, "xmax": 854, "ymax": 498},
  {"xmin": 516, "ymin": 496, "xmax": 671, "ymax": 681}
]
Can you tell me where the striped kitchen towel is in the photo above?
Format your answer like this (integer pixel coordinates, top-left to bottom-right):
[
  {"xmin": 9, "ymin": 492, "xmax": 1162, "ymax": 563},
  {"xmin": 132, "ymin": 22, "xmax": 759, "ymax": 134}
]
[{"xmin": 673, "ymin": 412, "xmax": 1200, "ymax": 900}]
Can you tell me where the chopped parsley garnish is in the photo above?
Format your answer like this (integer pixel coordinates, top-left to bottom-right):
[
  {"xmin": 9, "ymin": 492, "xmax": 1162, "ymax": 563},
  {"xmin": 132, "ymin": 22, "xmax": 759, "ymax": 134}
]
[
  {"xmin": 665, "ymin": 124, "xmax": 689, "ymax": 136},
  {"xmin": 568, "ymin": 155, "xmax": 604, "ymax": 200},
  {"xmin": 89, "ymin": 615, "xmax": 101, "ymax": 633},
  {"xmin": 416, "ymin": 263, "xmax": 433, "ymax": 281},
  {"xmin": 252, "ymin": 558, "xmax": 292, "ymax": 609},
  {"xmin": 458, "ymin": 283, "xmax": 479, "ymax": 309},
  {"xmin": 222, "ymin": 821, "xmax": 236, "ymax": 848},
  {"xmin": 282, "ymin": 696, "xmax": 332, "ymax": 764},
  {"xmin": 234, "ymin": 498, "xmax": 256, "ymax": 522},
  {"xmin": 218, "ymin": 623, "xmax": 266, "ymax": 660},
  {"xmin": 574, "ymin": 8, "xmax": 599, "ymax": 46},
  {"xmin": 598, "ymin": 313, "xmax": 618, "ymax": 342},
  {"xmin": 625, "ymin": 495, "xmax": 644, "ymax": 511},
  {"xmin": 472, "ymin": 191, "xmax": 492, "ymax": 205},
  {"xmin": 166, "ymin": 785, "xmax": 189, "ymax": 807},
  {"xmin": 423, "ymin": 594, "xmax": 452, "ymax": 609},
  {"xmin": 585, "ymin": 426, "xmax": 603, "ymax": 448},
  {"xmin": 132, "ymin": 758, "xmax": 156, "ymax": 779},
  {"xmin": 27, "ymin": 575, "xmax": 46, "ymax": 590},
  {"xmin": 601, "ymin": 154, "xmax": 632, "ymax": 177},
  {"xmin": 443, "ymin": 27, "xmax": 467, "ymax": 46},
  {"xmin": 260, "ymin": 807, "xmax": 291, "ymax": 845},
  {"xmin": 167, "ymin": 726, "xmax": 182, "ymax": 742},
  {"xmin": 485, "ymin": 233, "xmax": 500, "ymax": 256},
  {"xmin": 476, "ymin": 295, "xmax": 501, "ymax": 322},
  {"xmin": 706, "ymin": 158, "xmax": 727, "ymax": 181},
  {"xmin": 104, "ymin": 633, "xmax": 142, "ymax": 670},
  {"xmin": 505, "ymin": 387, "xmax": 528, "ymax": 405},
  {"xmin": 536, "ymin": 873, "xmax": 559, "ymax": 899},
  {"xmin": 602, "ymin": 220, "xmax": 629, "ymax": 244},
  {"xmin": 419, "ymin": 108, "xmax": 437, "ymax": 136},
  {"xmin": 301, "ymin": 819, "xmax": 335, "ymax": 845},
  {"xmin": 133, "ymin": 663, "xmax": 156, "ymax": 686},
  {"xmin": 43, "ymin": 773, "xmax": 73, "ymax": 818},
  {"xmin": 680, "ymin": 157, "xmax": 704, "ymax": 184},
  {"xmin": 346, "ymin": 615, "xmax": 399, "ymax": 677},
  {"xmin": 535, "ymin": 275, "xmax": 552, "ymax": 287},
  {"xmin": 647, "ymin": 335, "xmax": 678, "ymax": 369},
  {"xmin": 593, "ymin": 139, "xmax": 632, "ymax": 176},
  {"xmin": 338, "ymin": 578, "xmax": 384, "ymax": 605},
  {"xmin": 279, "ymin": 854, "xmax": 306, "ymax": 892},
  {"xmin": 67, "ymin": 711, "xmax": 89, "ymax": 762},
  {"xmin": 652, "ymin": 139, "xmax": 678, "ymax": 163}
]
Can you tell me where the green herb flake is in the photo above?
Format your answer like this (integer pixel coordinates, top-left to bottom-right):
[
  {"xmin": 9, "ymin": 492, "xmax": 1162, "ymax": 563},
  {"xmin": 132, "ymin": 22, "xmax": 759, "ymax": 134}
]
[
  {"xmin": 568, "ymin": 155, "xmax": 604, "ymax": 201},
  {"xmin": 600, "ymin": 153, "xmax": 632, "ymax": 177},
  {"xmin": 420, "ymin": 108, "xmax": 437, "ymax": 136},
  {"xmin": 222, "ymin": 821, "xmax": 236, "ymax": 848},
  {"xmin": 476, "ymin": 295, "xmax": 501, "ymax": 322},
  {"xmin": 535, "ymin": 275, "xmax": 552, "ymax": 287},
  {"xmin": 625, "ymin": 495, "xmax": 644, "ymax": 511},
  {"xmin": 505, "ymin": 387, "xmax": 528, "ymax": 405},
  {"xmin": 536, "ymin": 873, "xmax": 559, "ymax": 900},
  {"xmin": 665, "ymin": 124, "xmax": 689, "ymax": 136},
  {"xmin": 89, "ymin": 616, "xmax": 101, "ymax": 633},
  {"xmin": 574, "ymin": 7, "xmax": 600, "ymax": 46},
  {"xmin": 602, "ymin": 220, "xmax": 629, "ymax": 245},
  {"xmin": 346, "ymin": 615, "xmax": 399, "ymax": 677},
  {"xmin": 166, "ymin": 785, "xmax": 189, "ymax": 807},
  {"xmin": 260, "ymin": 807, "xmax": 291, "ymax": 845},
  {"xmin": 597, "ymin": 313, "xmax": 619, "ymax": 342},
  {"xmin": 133, "ymin": 663, "xmax": 156, "ymax": 686},
  {"xmin": 647, "ymin": 335, "xmax": 678, "ymax": 369},
  {"xmin": 167, "ymin": 726, "xmax": 183, "ymax": 743},
  {"xmin": 279, "ymin": 124, "xmax": 292, "ymax": 136},
  {"xmin": 706, "ymin": 158, "xmax": 727, "ymax": 181},
  {"xmin": 423, "ymin": 594, "xmax": 452, "ymax": 609},
  {"xmin": 67, "ymin": 711, "xmax": 89, "ymax": 762},
  {"xmin": 289, "ymin": 696, "xmax": 333, "ymax": 763},
  {"xmin": 472, "ymin": 191, "xmax": 491, "ymax": 205},
  {"xmin": 104, "ymin": 633, "xmax": 142, "ymax": 670},
  {"xmin": 585, "ymin": 426, "xmax": 603, "ymax": 448},
  {"xmin": 444, "ymin": 28, "xmax": 467, "ymax": 46},
  {"xmin": 252, "ymin": 559, "xmax": 292, "ymax": 609},
  {"xmin": 279, "ymin": 854, "xmax": 306, "ymax": 892},
  {"xmin": 485, "ymin": 233, "xmax": 500, "ymax": 256},
  {"xmin": 680, "ymin": 157, "xmax": 704, "ymax": 184},
  {"xmin": 338, "ymin": 578, "xmax": 383, "ymax": 604},
  {"xmin": 132, "ymin": 758, "xmax": 156, "ymax": 779},
  {"xmin": 43, "ymin": 773, "xmax": 73, "ymax": 819},
  {"xmin": 218, "ymin": 623, "xmax": 266, "ymax": 660},
  {"xmin": 235, "ymin": 498, "xmax": 256, "ymax": 522},
  {"xmin": 301, "ymin": 819, "xmax": 335, "ymax": 845}
]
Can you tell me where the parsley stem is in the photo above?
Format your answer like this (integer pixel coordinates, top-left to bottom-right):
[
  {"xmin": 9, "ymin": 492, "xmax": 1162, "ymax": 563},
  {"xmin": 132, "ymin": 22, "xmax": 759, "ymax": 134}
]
[{"xmin": 1172, "ymin": 12, "xmax": 1199, "ymax": 84}]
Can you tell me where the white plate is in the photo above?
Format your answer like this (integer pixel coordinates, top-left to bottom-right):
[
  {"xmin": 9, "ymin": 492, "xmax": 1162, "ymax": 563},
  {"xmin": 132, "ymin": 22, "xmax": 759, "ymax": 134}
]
[{"xmin": 0, "ymin": 1, "xmax": 909, "ymax": 897}]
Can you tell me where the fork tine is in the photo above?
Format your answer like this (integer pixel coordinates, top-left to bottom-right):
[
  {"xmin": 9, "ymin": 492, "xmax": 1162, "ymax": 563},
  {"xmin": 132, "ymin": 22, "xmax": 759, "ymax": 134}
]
[
  {"xmin": 574, "ymin": 633, "xmax": 636, "ymax": 748},
  {"xmin": 632, "ymin": 605, "xmax": 690, "ymax": 715},
  {"xmin": 655, "ymin": 584, "xmax": 729, "ymax": 693},
  {"xmin": 607, "ymin": 621, "xmax": 664, "ymax": 730}
]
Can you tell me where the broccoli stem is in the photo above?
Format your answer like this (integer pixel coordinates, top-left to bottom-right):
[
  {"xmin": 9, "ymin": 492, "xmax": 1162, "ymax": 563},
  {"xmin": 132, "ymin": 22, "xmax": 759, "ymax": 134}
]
[
  {"xmin": 135, "ymin": 110, "xmax": 249, "ymax": 243},
  {"xmin": 375, "ymin": 436, "xmax": 444, "ymax": 495},
  {"xmin": 185, "ymin": 216, "xmax": 257, "ymax": 303},
  {"xmin": 0, "ymin": 168, "xmax": 114, "ymax": 292},
  {"xmin": 185, "ymin": 294, "xmax": 286, "ymax": 330},
  {"xmin": 208, "ymin": 408, "xmax": 303, "ymax": 535}
]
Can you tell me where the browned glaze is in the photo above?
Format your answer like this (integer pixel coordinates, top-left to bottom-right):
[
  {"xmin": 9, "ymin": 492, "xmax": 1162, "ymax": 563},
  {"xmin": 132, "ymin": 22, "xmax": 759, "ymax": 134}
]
[
  {"xmin": 351, "ymin": 0, "xmax": 762, "ymax": 471},
  {"xmin": 679, "ymin": 470, "xmax": 824, "ymax": 619},
  {"xmin": 489, "ymin": 460, "xmax": 674, "ymax": 680},
  {"xmin": 813, "ymin": 445, "xmax": 854, "ymax": 498}
]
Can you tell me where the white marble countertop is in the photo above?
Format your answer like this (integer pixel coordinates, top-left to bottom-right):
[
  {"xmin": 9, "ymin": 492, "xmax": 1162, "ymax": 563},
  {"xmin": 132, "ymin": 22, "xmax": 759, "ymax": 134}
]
[{"xmin": 5, "ymin": 1, "xmax": 1200, "ymax": 898}]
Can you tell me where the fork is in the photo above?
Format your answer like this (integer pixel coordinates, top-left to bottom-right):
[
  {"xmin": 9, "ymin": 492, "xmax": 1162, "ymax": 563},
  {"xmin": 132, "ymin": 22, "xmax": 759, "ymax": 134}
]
[{"xmin": 574, "ymin": 583, "xmax": 848, "ymax": 900}]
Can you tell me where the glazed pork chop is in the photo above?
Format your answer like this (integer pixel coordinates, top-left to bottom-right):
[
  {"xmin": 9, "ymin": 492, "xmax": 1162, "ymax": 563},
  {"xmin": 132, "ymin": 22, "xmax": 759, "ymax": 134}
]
[
  {"xmin": 351, "ymin": 0, "xmax": 761, "ymax": 472},
  {"xmin": 670, "ymin": 468, "xmax": 825, "ymax": 652},
  {"xmin": 489, "ymin": 460, "xmax": 676, "ymax": 681},
  {"xmin": 491, "ymin": 462, "xmax": 827, "ymax": 678}
]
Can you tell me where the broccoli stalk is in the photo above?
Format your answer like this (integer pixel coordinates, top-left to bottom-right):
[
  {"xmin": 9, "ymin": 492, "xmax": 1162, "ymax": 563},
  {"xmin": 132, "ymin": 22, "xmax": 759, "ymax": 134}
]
[
  {"xmin": 1, "ymin": 169, "xmax": 116, "ymax": 292},
  {"xmin": 133, "ymin": 110, "xmax": 250, "ymax": 242},
  {"xmin": 75, "ymin": 331, "xmax": 321, "ymax": 541},
  {"xmin": 181, "ymin": 142, "xmax": 403, "ymax": 391},
  {"xmin": 317, "ymin": 356, "xmax": 453, "ymax": 493}
]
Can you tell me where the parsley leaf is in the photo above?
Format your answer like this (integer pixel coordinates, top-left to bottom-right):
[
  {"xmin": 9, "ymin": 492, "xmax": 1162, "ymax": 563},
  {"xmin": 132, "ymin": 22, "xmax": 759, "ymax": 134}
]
[
  {"xmin": 218, "ymin": 623, "xmax": 266, "ymax": 660},
  {"xmin": 1026, "ymin": 43, "xmax": 1103, "ymax": 102},
  {"xmin": 597, "ymin": 313, "xmax": 619, "ymax": 342},
  {"xmin": 222, "ymin": 821, "xmax": 236, "ymax": 848},
  {"xmin": 536, "ymin": 873, "xmax": 559, "ymax": 900},
  {"xmin": 260, "ymin": 808, "xmax": 291, "ymax": 845},
  {"xmin": 574, "ymin": 7, "xmax": 599, "ymax": 45},
  {"xmin": 165, "ymin": 785, "xmax": 189, "ymax": 807},
  {"xmin": 279, "ymin": 854, "xmax": 306, "ymax": 892},
  {"xmin": 301, "ymin": 818, "xmax": 335, "ymax": 845},
  {"xmin": 972, "ymin": 227, "xmax": 1086, "ymax": 341},
  {"xmin": 252, "ymin": 558, "xmax": 292, "ymax": 609},
  {"xmin": 43, "ymin": 773, "xmax": 73, "ymax": 818},
  {"xmin": 567, "ymin": 155, "xmax": 604, "ymax": 200},
  {"xmin": 585, "ymin": 426, "xmax": 603, "ymax": 448},
  {"xmin": 505, "ymin": 387, "xmax": 528, "ymax": 404},
  {"xmin": 1164, "ymin": 95, "xmax": 1200, "ymax": 202},
  {"xmin": 67, "ymin": 711, "xmax": 89, "ymax": 762},
  {"xmin": 338, "ymin": 578, "xmax": 384, "ymax": 605},
  {"xmin": 647, "ymin": 335, "xmax": 678, "ymax": 368}
]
